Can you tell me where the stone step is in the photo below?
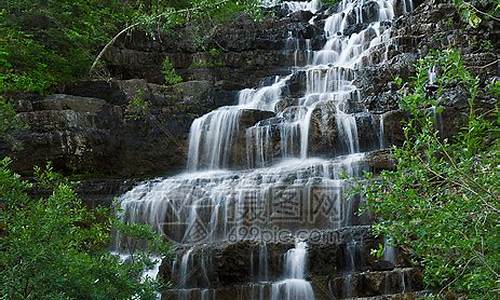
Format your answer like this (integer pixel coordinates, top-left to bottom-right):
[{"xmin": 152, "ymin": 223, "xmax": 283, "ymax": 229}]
[
  {"xmin": 161, "ymin": 269, "xmax": 426, "ymax": 300},
  {"xmin": 161, "ymin": 283, "xmax": 272, "ymax": 300},
  {"xmin": 321, "ymin": 268, "xmax": 425, "ymax": 299},
  {"xmin": 343, "ymin": 290, "xmax": 433, "ymax": 300},
  {"xmin": 160, "ymin": 226, "xmax": 414, "ymax": 289}
]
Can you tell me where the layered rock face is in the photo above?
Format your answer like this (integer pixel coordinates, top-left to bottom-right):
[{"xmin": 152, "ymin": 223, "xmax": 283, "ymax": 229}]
[
  {"xmin": 2, "ymin": 0, "xmax": 495, "ymax": 180},
  {"xmin": 2, "ymin": 81, "xmax": 224, "ymax": 179},
  {"xmin": 105, "ymin": 9, "xmax": 322, "ymax": 89},
  {"xmin": 1, "ymin": 0, "xmax": 498, "ymax": 299},
  {"xmin": 115, "ymin": 1, "xmax": 458, "ymax": 299},
  {"xmin": 1, "ymin": 7, "xmax": 323, "ymax": 183}
]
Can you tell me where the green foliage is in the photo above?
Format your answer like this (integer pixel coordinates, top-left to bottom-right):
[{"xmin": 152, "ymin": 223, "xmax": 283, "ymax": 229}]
[
  {"xmin": 487, "ymin": 80, "xmax": 500, "ymax": 97},
  {"xmin": 0, "ymin": 1, "xmax": 134, "ymax": 93},
  {"xmin": 322, "ymin": 0, "xmax": 341, "ymax": 7},
  {"xmin": 452, "ymin": 0, "xmax": 499, "ymax": 28},
  {"xmin": 209, "ymin": 47, "xmax": 222, "ymax": 58},
  {"xmin": 161, "ymin": 57, "xmax": 183, "ymax": 86},
  {"xmin": 189, "ymin": 60, "xmax": 224, "ymax": 69},
  {"xmin": 370, "ymin": 242, "xmax": 385, "ymax": 259},
  {"xmin": 0, "ymin": 158, "xmax": 170, "ymax": 299},
  {"xmin": 125, "ymin": 89, "xmax": 152, "ymax": 121},
  {"xmin": 442, "ymin": 17, "xmax": 455, "ymax": 30},
  {"xmin": 481, "ymin": 39, "xmax": 494, "ymax": 52},
  {"xmin": 0, "ymin": 97, "xmax": 25, "ymax": 150},
  {"xmin": 0, "ymin": 97, "xmax": 23, "ymax": 137},
  {"xmin": 363, "ymin": 50, "xmax": 499, "ymax": 299},
  {"xmin": 393, "ymin": 75, "xmax": 403, "ymax": 89},
  {"xmin": 187, "ymin": 0, "xmax": 262, "ymax": 23},
  {"xmin": 189, "ymin": 47, "xmax": 225, "ymax": 68},
  {"xmin": 0, "ymin": 0, "xmax": 261, "ymax": 94}
]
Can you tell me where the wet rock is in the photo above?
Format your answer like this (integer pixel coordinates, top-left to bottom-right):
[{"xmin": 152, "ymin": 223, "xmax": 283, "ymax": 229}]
[
  {"xmin": 308, "ymin": 107, "xmax": 380, "ymax": 158},
  {"xmin": 363, "ymin": 91, "xmax": 401, "ymax": 114},
  {"xmin": 438, "ymin": 85, "xmax": 469, "ymax": 109},
  {"xmin": 159, "ymin": 241, "xmax": 293, "ymax": 289},
  {"xmin": 287, "ymin": 10, "xmax": 314, "ymax": 23},
  {"xmin": 74, "ymin": 179, "xmax": 138, "ymax": 208},
  {"xmin": 381, "ymin": 110, "xmax": 409, "ymax": 147},
  {"xmin": 342, "ymin": 1, "xmax": 383, "ymax": 36},
  {"xmin": 107, "ymin": 12, "xmax": 322, "ymax": 87},
  {"xmin": 239, "ymin": 109, "xmax": 276, "ymax": 128},
  {"xmin": 274, "ymin": 97, "xmax": 300, "ymax": 113},
  {"xmin": 356, "ymin": 112, "xmax": 381, "ymax": 152},
  {"xmin": 393, "ymin": 0, "xmax": 414, "ymax": 17},
  {"xmin": 308, "ymin": 243, "xmax": 338, "ymax": 275},
  {"xmin": 286, "ymin": 70, "xmax": 307, "ymax": 98},
  {"xmin": 366, "ymin": 149, "xmax": 396, "ymax": 172},
  {"xmin": 329, "ymin": 268, "xmax": 424, "ymax": 298},
  {"xmin": 308, "ymin": 102, "xmax": 339, "ymax": 157},
  {"xmin": 225, "ymin": 109, "xmax": 276, "ymax": 169}
]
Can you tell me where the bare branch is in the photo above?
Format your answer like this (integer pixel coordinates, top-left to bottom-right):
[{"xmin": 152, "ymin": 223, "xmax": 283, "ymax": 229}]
[{"xmin": 89, "ymin": 0, "xmax": 230, "ymax": 75}]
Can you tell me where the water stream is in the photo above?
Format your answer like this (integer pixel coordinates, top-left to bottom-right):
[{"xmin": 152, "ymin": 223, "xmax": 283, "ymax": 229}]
[{"xmin": 114, "ymin": 0, "xmax": 414, "ymax": 299}]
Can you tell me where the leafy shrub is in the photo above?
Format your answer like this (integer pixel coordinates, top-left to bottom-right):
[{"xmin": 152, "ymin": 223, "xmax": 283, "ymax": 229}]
[
  {"xmin": 363, "ymin": 50, "xmax": 499, "ymax": 299},
  {"xmin": 125, "ymin": 89, "xmax": 151, "ymax": 121},
  {"xmin": 452, "ymin": 0, "xmax": 499, "ymax": 28},
  {"xmin": 161, "ymin": 57, "xmax": 182, "ymax": 86},
  {"xmin": 0, "ymin": 97, "xmax": 22, "ymax": 137},
  {"xmin": 393, "ymin": 75, "xmax": 403, "ymax": 89},
  {"xmin": 0, "ymin": 1, "xmax": 132, "ymax": 93},
  {"xmin": 0, "ymin": 158, "xmax": 170, "ymax": 299},
  {"xmin": 208, "ymin": 47, "xmax": 221, "ymax": 58},
  {"xmin": 0, "ymin": 97, "xmax": 25, "ymax": 150}
]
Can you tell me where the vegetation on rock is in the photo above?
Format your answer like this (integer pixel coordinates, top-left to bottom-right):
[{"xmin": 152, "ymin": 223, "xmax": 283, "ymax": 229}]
[
  {"xmin": 452, "ymin": 0, "xmax": 500, "ymax": 28},
  {"xmin": 161, "ymin": 57, "xmax": 183, "ymax": 86},
  {"xmin": 0, "ymin": 0, "xmax": 261, "ymax": 94},
  {"xmin": 125, "ymin": 89, "xmax": 152, "ymax": 121},
  {"xmin": 0, "ymin": 98, "xmax": 22, "ymax": 138},
  {"xmin": 363, "ymin": 50, "xmax": 499, "ymax": 299},
  {"xmin": 0, "ymin": 97, "xmax": 25, "ymax": 150}
]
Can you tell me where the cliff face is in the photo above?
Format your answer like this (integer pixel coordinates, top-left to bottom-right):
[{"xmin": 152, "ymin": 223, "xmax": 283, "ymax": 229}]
[
  {"xmin": 1, "ymin": 10, "xmax": 320, "ymax": 180},
  {"xmin": 2, "ymin": 0, "xmax": 497, "ymax": 180},
  {"xmin": 0, "ymin": 0, "xmax": 497, "ymax": 298},
  {"xmin": 2, "ymin": 1, "xmax": 496, "ymax": 181}
]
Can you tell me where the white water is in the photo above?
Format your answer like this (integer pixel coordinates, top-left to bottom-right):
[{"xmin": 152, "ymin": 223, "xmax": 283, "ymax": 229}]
[
  {"xmin": 117, "ymin": 154, "xmax": 367, "ymax": 247},
  {"xmin": 271, "ymin": 241, "xmax": 314, "ymax": 300},
  {"xmin": 115, "ymin": 0, "xmax": 415, "ymax": 299},
  {"xmin": 262, "ymin": 0, "xmax": 322, "ymax": 13}
]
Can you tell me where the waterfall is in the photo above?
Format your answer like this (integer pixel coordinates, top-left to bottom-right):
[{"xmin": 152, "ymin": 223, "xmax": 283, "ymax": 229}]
[
  {"xmin": 271, "ymin": 241, "xmax": 314, "ymax": 300},
  {"xmin": 379, "ymin": 112, "xmax": 386, "ymax": 149},
  {"xmin": 262, "ymin": 0, "xmax": 322, "ymax": 13},
  {"xmin": 187, "ymin": 107, "xmax": 242, "ymax": 171},
  {"xmin": 187, "ymin": 76, "xmax": 290, "ymax": 171},
  {"xmin": 115, "ymin": 0, "xmax": 414, "ymax": 299}
]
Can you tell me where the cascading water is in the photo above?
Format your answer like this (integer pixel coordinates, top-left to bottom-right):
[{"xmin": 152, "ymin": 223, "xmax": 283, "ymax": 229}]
[
  {"xmin": 263, "ymin": 0, "xmax": 322, "ymax": 13},
  {"xmin": 115, "ymin": 0, "xmax": 415, "ymax": 299},
  {"xmin": 271, "ymin": 241, "xmax": 315, "ymax": 300}
]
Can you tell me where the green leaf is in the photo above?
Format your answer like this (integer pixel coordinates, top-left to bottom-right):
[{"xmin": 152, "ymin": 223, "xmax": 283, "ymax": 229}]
[{"xmin": 468, "ymin": 13, "xmax": 481, "ymax": 28}]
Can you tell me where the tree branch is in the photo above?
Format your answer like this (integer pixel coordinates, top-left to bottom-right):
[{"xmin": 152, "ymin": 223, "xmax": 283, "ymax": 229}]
[{"xmin": 89, "ymin": 0, "xmax": 230, "ymax": 75}]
